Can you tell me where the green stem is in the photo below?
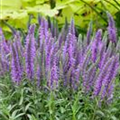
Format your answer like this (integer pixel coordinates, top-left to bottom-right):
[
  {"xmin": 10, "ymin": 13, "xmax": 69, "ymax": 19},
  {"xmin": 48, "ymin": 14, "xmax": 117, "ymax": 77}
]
[
  {"xmin": 3, "ymin": 21, "xmax": 16, "ymax": 34},
  {"xmin": 32, "ymin": 80, "xmax": 38, "ymax": 119},
  {"xmin": 73, "ymin": 113, "xmax": 76, "ymax": 120},
  {"xmin": 91, "ymin": 99, "xmax": 98, "ymax": 120},
  {"xmin": 49, "ymin": 91, "xmax": 55, "ymax": 120}
]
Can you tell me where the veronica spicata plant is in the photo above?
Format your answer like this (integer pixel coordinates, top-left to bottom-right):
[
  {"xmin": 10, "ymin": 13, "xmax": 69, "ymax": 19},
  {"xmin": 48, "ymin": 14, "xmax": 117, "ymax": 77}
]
[{"xmin": 0, "ymin": 12, "xmax": 119, "ymax": 105}]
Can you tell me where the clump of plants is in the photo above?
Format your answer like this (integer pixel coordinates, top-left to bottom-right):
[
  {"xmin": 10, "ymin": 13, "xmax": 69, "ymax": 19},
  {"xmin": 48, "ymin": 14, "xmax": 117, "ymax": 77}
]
[{"xmin": 0, "ymin": 12, "xmax": 120, "ymax": 120}]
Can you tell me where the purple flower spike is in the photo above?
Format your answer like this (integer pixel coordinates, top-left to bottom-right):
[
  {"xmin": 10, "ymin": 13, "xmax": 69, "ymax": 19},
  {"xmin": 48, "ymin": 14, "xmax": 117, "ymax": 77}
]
[
  {"xmin": 68, "ymin": 19, "xmax": 77, "ymax": 47},
  {"xmin": 0, "ymin": 48, "xmax": 9, "ymax": 76},
  {"xmin": 0, "ymin": 29, "xmax": 10, "ymax": 54},
  {"xmin": 93, "ymin": 57, "xmax": 113, "ymax": 96},
  {"xmin": 91, "ymin": 29, "xmax": 102, "ymax": 62},
  {"xmin": 73, "ymin": 65, "xmax": 81, "ymax": 89},
  {"xmin": 49, "ymin": 57, "xmax": 58, "ymax": 89},
  {"xmin": 14, "ymin": 31, "xmax": 24, "ymax": 57},
  {"xmin": 98, "ymin": 42, "xmax": 105, "ymax": 68},
  {"xmin": 107, "ymin": 12, "xmax": 117, "ymax": 43},
  {"xmin": 101, "ymin": 55, "xmax": 119, "ymax": 99},
  {"xmin": 63, "ymin": 40, "xmax": 68, "ymax": 63},
  {"xmin": 69, "ymin": 18, "xmax": 75, "ymax": 35},
  {"xmin": 0, "ymin": 28, "xmax": 3, "ymax": 35},
  {"xmin": 25, "ymin": 24, "xmax": 36, "ymax": 80},
  {"xmin": 39, "ymin": 18, "xmax": 48, "ymax": 44},
  {"xmin": 0, "ymin": 29, "xmax": 10, "ymax": 75},
  {"xmin": 39, "ymin": 18, "xmax": 45, "ymax": 46},
  {"xmin": 86, "ymin": 21, "xmax": 92, "ymax": 45},
  {"xmin": 83, "ymin": 64, "xmax": 97, "ymax": 93},
  {"xmin": 46, "ymin": 42, "xmax": 54, "ymax": 72},
  {"xmin": 68, "ymin": 40, "xmax": 75, "ymax": 67},
  {"xmin": 58, "ymin": 24, "xmax": 67, "ymax": 49},
  {"xmin": 11, "ymin": 43, "xmax": 23, "ymax": 84}
]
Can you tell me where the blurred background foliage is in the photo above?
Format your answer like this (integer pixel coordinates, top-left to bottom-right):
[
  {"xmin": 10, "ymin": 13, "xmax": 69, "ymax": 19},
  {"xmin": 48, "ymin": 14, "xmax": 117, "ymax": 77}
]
[{"xmin": 0, "ymin": 0, "xmax": 120, "ymax": 38}]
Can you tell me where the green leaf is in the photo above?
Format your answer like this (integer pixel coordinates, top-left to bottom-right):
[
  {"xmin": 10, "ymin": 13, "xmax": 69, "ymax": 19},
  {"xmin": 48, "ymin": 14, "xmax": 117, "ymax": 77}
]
[
  {"xmin": 11, "ymin": 109, "xmax": 20, "ymax": 119},
  {"xmin": 1, "ymin": 0, "xmax": 22, "ymax": 10},
  {"xmin": 26, "ymin": 4, "xmax": 58, "ymax": 17},
  {"xmin": 19, "ymin": 89, "xmax": 24, "ymax": 105},
  {"xmin": 15, "ymin": 113, "xmax": 25, "ymax": 119},
  {"xmin": 77, "ymin": 113, "xmax": 84, "ymax": 119},
  {"xmin": 0, "ymin": 112, "xmax": 8, "ymax": 120},
  {"xmin": 22, "ymin": 0, "xmax": 34, "ymax": 2},
  {"xmin": 8, "ymin": 104, "xmax": 17, "ymax": 112},
  {"xmin": 25, "ymin": 102, "xmax": 32, "ymax": 112},
  {"xmin": 36, "ymin": 0, "xmax": 45, "ymax": 4},
  {"xmin": 60, "ymin": 107, "xmax": 66, "ymax": 113},
  {"xmin": 110, "ymin": 108, "xmax": 118, "ymax": 113},
  {"xmin": 111, "ymin": 116, "xmax": 118, "ymax": 120},
  {"xmin": 95, "ymin": 110, "xmax": 105, "ymax": 117},
  {"xmin": 27, "ymin": 114, "xmax": 37, "ymax": 120}
]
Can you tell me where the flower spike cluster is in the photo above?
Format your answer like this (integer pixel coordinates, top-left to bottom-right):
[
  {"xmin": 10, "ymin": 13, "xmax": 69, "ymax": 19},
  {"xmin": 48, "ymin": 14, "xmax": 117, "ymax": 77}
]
[{"xmin": 0, "ymin": 12, "xmax": 119, "ymax": 104}]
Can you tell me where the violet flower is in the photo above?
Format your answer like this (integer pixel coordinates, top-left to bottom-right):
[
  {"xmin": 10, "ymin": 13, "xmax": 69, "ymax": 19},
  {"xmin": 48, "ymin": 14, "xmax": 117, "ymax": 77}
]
[
  {"xmin": 101, "ymin": 55, "xmax": 119, "ymax": 99},
  {"xmin": 58, "ymin": 24, "xmax": 67, "ymax": 49},
  {"xmin": 14, "ymin": 31, "xmax": 24, "ymax": 57},
  {"xmin": 93, "ymin": 57, "xmax": 114, "ymax": 96},
  {"xmin": 91, "ymin": 29, "xmax": 102, "ymax": 62},
  {"xmin": 49, "ymin": 57, "xmax": 58, "ymax": 89},
  {"xmin": 83, "ymin": 64, "xmax": 97, "ymax": 93},
  {"xmin": 0, "ymin": 29, "xmax": 10, "ymax": 75},
  {"xmin": 69, "ymin": 18, "xmax": 75, "ymax": 35},
  {"xmin": 11, "ymin": 43, "xmax": 23, "ymax": 84},
  {"xmin": 25, "ymin": 24, "xmax": 36, "ymax": 80},
  {"xmin": 107, "ymin": 12, "xmax": 117, "ymax": 43},
  {"xmin": 86, "ymin": 21, "xmax": 92, "ymax": 45}
]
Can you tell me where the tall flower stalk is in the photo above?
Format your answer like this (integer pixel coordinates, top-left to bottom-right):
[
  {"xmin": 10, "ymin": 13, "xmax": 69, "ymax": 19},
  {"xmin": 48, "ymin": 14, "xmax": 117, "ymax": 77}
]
[
  {"xmin": 25, "ymin": 25, "xmax": 36, "ymax": 80},
  {"xmin": 0, "ymin": 28, "xmax": 10, "ymax": 75},
  {"xmin": 48, "ymin": 57, "xmax": 58, "ymax": 89},
  {"xmin": 107, "ymin": 12, "xmax": 117, "ymax": 43},
  {"xmin": 11, "ymin": 42, "xmax": 23, "ymax": 84}
]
